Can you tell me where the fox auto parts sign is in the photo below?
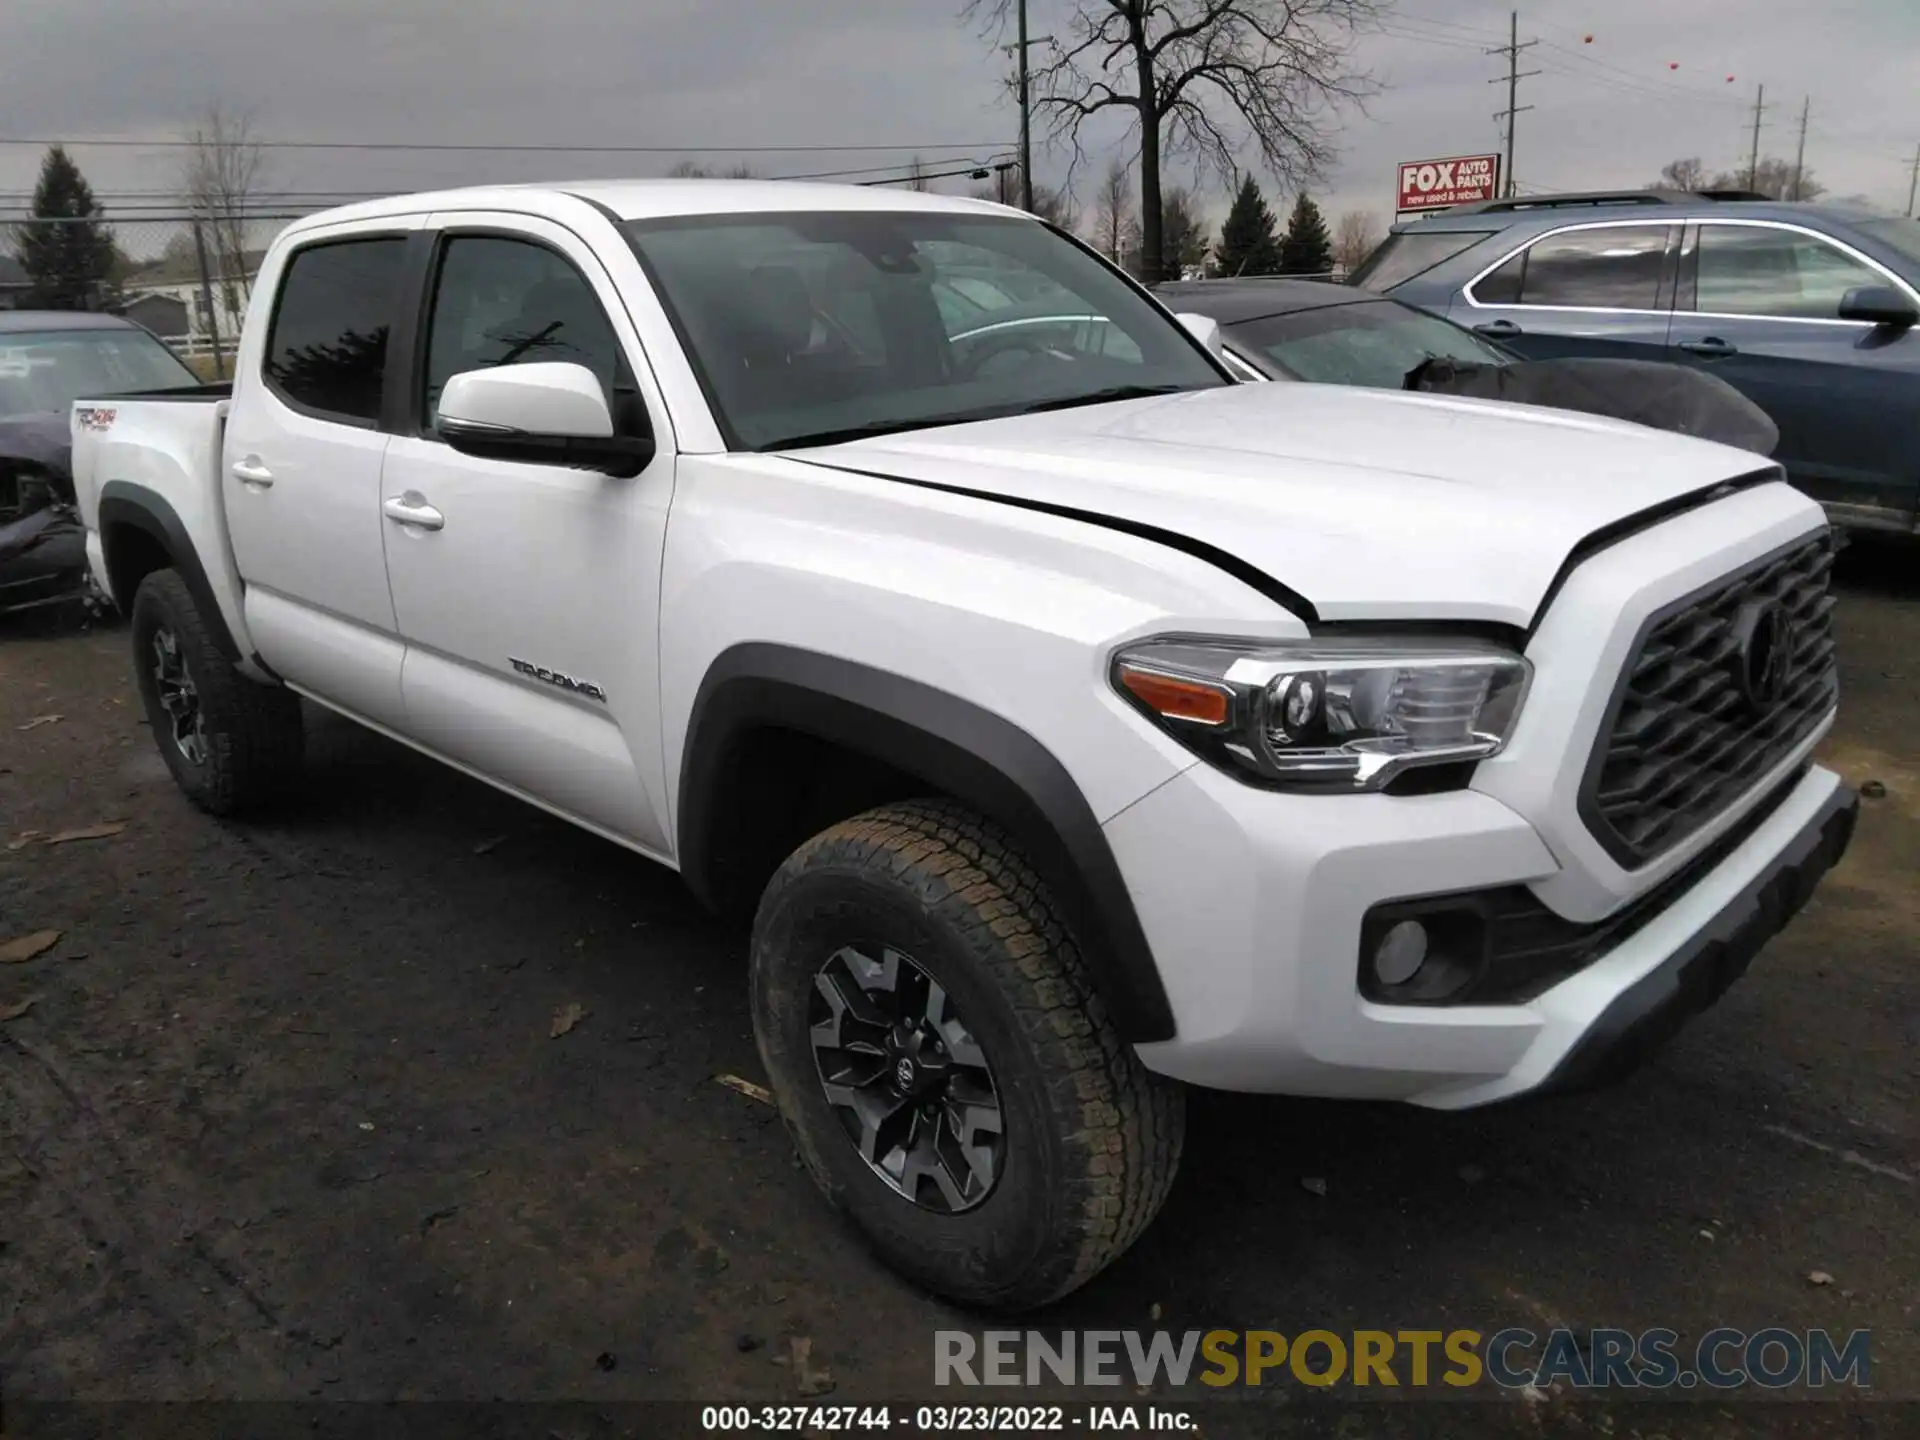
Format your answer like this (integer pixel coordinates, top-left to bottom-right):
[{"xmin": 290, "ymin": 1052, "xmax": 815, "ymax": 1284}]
[{"xmin": 1397, "ymin": 154, "xmax": 1501, "ymax": 214}]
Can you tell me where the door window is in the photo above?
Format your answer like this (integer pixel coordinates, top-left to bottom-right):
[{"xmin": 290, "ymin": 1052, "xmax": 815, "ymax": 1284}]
[
  {"xmin": 1472, "ymin": 227, "xmax": 1670, "ymax": 309},
  {"xmin": 422, "ymin": 236, "xmax": 624, "ymax": 428},
  {"xmin": 1695, "ymin": 225, "xmax": 1889, "ymax": 320},
  {"xmin": 263, "ymin": 237, "xmax": 408, "ymax": 424}
]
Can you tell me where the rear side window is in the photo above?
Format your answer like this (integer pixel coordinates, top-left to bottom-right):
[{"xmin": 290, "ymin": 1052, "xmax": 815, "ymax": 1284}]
[
  {"xmin": 263, "ymin": 237, "xmax": 408, "ymax": 424},
  {"xmin": 1348, "ymin": 230, "xmax": 1492, "ymax": 292},
  {"xmin": 1474, "ymin": 227, "xmax": 1670, "ymax": 310}
]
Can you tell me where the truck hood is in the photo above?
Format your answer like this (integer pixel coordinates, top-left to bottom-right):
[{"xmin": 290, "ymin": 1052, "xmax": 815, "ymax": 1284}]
[{"xmin": 783, "ymin": 382, "xmax": 1772, "ymax": 627}]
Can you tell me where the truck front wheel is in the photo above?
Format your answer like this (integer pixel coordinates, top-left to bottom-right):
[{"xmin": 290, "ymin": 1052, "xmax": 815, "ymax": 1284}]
[
  {"xmin": 130, "ymin": 569, "xmax": 304, "ymax": 816},
  {"xmin": 750, "ymin": 799, "xmax": 1184, "ymax": 1311}
]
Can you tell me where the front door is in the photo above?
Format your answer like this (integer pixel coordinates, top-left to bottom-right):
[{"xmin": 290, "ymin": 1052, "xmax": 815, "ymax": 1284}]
[
  {"xmin": 1668, "ymin": 220, "xmax": 1920, "ymax": 529},
  {"xmin": 1455, "ymin": 221, "xmax": 1679, "ymax": 362},
  {"xmin": 378, "ymin": 217, "xmax": 676, "ymax": 855},
  {"xmin": 222, "ymin": 226, "xmax": 416, "ymax": 725}
]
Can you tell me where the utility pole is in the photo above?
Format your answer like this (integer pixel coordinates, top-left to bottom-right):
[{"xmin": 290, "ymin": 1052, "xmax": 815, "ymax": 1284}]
[
  {"xmin": 1908, "ymin": 143, "xmax": 1919, "ymax": 218},
  {"xmin": 1487, "ymin": 11, "xmax": 1539, "ymax": 199},
  {"xmin": 1746, "ymin": 83, "xmax": 1767, "ymax": 192},
  {"xmin": 1790, "ymin": 96, "xmax": 1809, "ymax": 201},
  {"xmin": 1000, "ymin": 4, "xmax": 1052, "ymax": 212},
  {"xmin": 1017, "ymin": 0, "xmax": 1033, "ymax": 211}
]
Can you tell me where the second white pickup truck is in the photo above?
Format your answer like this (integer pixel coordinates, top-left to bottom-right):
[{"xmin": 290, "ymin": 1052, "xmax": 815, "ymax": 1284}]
[{"xmin": 73, "ymin": 180, "xmax": 1855, "ymax": 1310}]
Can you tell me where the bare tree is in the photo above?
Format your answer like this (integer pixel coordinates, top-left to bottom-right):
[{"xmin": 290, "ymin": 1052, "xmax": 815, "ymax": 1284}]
[
  {"xmin": 1711, "ymin": 156, "xmax": 1825, "ymax": 202},
  {"xmin": 666, "ymin": 159, "xmax": 759, "ymax": 178},
  {"xmin": 1093, "ymin": 159, "xmax": 1135, "ymax": 262},
  {"xmin": 1651, "ymin": 157, "xmax": 1710, "ymax": 192},
  {"xmin": 1331, "ymin": 208, "xmax": 1381, "ymax": 273},
  {"xmin": 179, "ymin": 102, "xmax": 267, "ymax": 349},
  {"xmin": 965, "ymin": 0, "xmax": 1379, "ymax": 281},
  {"xmin": 1027, "ymin": 177, "xmax": 1077, "ymax": 230}
]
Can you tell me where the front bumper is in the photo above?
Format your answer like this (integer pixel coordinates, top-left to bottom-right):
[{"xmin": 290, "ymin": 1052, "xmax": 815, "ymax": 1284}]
[
  {"xmin": 0, "ymin": 519, "xmax": 92, "ymax": 616},
  {"xmin": 1532, "ymin": 778, "xmax": 1855, "ymax": 1098},
  {"xmin": 1111, "ymin": 760, "xmax": 1854, "ymax": 1107}
]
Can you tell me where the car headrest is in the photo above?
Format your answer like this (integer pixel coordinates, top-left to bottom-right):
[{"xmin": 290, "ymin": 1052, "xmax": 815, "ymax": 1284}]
[{"xmin": 746, "ymin": 265, "xmax": 814, "ymax": 358}]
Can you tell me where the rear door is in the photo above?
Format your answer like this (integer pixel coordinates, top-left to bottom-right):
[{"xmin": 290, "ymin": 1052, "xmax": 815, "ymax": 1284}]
[
  {"xmin": 222, "ymin": 221, "xmax": 420, "ymax": 726},
  {"xmin": 1668, "ymin": 219, "xmax": 1920, "ymax": 529},
  {"xmin": 1458, "ymin": 220, "xmax": 1679, "ymax": 361},
  {"xmin": 376, "ymin": 215, "xmax": 678, "ymax": 855}
]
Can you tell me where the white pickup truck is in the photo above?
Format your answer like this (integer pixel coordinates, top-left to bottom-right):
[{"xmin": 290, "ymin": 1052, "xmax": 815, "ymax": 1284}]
[{"xmin": 72, "ymin": 180, "xmax": 1855, "ymax": 1310}]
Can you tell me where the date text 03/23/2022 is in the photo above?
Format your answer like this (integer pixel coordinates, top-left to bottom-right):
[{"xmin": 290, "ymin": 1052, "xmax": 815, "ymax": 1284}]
[{"xmin": 700, "ymin": 1405, "xmax": 1194, "ymax": 1432}]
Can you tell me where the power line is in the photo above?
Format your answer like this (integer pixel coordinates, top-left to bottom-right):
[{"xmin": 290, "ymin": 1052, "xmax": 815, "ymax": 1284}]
[
  {"xmin": 0, "ymin": 136, "xmax": 1001, "ymax": 155},
  {"xmin": 1487, "ymin": 10, "xmax": 1539, "ymax": 199},
  {"xmin": 1375, "ymin": 23, "xmax": 1497, "ymax": 54}
]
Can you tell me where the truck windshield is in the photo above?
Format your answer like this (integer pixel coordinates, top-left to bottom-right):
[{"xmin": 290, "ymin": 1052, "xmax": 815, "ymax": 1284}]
[
  {"xmin": 0, "ymin": 328, "xmax": 200, "ymax": 419},
  {"xmin": 623, "ymin": 210, "xmax": 1229, "ymax": 451}
]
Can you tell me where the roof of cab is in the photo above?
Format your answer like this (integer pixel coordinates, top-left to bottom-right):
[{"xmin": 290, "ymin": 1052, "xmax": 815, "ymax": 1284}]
[
  {"xmin": 0, "ymin": 310, "xmax": 146, "ymax": 334},
  {"xmin": 277, "ymin": 178, "xmax": 1026, "ymax": 237}
]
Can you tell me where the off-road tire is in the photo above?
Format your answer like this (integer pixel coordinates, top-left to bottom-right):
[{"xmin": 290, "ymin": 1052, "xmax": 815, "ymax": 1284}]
[
  {"xmin": 750, "ymin": 799, "xmax": 1185, "ymax": 1311},
  {"xmin": 130, "ymin": 568, "xmax": 304, "ymax": 816}
]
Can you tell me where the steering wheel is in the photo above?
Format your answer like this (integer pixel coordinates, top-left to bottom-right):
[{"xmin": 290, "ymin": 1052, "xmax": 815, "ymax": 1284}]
[{"xmin": 953, "ymin": 332, "xmax": 1070, "ymax": 381}]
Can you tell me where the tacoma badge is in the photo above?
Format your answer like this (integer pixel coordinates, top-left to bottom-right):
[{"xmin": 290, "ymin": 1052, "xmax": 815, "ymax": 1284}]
[{"xmin": 508, "ymin": 657, "xmax": 608, "ymax": 702}]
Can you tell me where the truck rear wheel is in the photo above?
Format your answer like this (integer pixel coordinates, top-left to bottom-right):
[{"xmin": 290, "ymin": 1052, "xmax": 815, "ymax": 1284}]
[
  {"xmin": 750, "ymin": 799, "xmax": 1184, "ymax": 1311},
  {"xmin": 130, "ymin": 568, "xmax": 304, "ymax": 816}
]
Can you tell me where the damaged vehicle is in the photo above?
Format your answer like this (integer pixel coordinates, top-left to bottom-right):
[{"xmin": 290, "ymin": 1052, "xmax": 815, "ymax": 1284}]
[
  {"xmin": 73, "ymin": 183, "xmax": 1853, "ymax": 1309},
  {"xmin": 0, "ymin": 311, "xmax": 201, "ymax": 620},
  {"xmin": 1157, "ymin": 276, "xmax": 1780, "ymax": 455}
]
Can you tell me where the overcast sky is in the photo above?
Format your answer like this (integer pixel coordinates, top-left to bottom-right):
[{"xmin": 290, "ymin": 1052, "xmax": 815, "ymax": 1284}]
[{"xmin": 2, "ymin": 0, "xmax": 1916, "ymax": 249}]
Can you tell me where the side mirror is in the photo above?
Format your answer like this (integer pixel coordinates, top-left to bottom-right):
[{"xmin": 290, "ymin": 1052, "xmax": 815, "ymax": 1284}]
[
  {"xmin": 1837, "ymin": 285, "xmax": 1918, "ymax": 329},
  {"xmin": 1173, "ymin": 311, "xmax": 1227, "ymax": 359},
  {"xmin": 437, "ymin": 362, "xmax": 653, "ymax": 476}
]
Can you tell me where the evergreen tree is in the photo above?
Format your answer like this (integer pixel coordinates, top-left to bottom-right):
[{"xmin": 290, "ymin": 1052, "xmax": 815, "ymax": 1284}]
[
  {"xmin": 1278, "ymin": 192, "xmax": 1334, "ymax": 276},
  {"xmin": 14, "ymin": 146, "xmax": 118, "ymax": 310},
  {"xmin": 1159, "ymin": 187, "xmax": 1212, "ymax": 280},
  {"xmin": 1213, "ymin": 175, "xmax": 1282, "ymax": 277}
]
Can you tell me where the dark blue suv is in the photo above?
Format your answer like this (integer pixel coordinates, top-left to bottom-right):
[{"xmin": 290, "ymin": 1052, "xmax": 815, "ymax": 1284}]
[{"xmin": 1356, "ymin": 190, "xmax": 1920, "ymax": 534}]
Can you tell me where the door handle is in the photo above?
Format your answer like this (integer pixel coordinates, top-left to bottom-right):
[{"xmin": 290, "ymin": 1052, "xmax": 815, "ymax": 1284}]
[
  {"xmin": 382, "ymin": 494, "xmax": 445, "ymax": 531},
  {"xmin": 230, "ymin": 457, "xmax": 274, "ymax": 487},
  {"xmin": 1678, "ymin": 337, "xmax": 1738, "ymax": 359},
  {"xmin": 1472, "ymin": 319, "xmax": 1523, "ymax": 338}
]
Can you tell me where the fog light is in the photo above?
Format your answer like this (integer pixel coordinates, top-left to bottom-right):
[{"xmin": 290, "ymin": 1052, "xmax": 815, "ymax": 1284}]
[{"xmin": 1372, "ymin": 919, "xmax": 1428, "ymax": 986}]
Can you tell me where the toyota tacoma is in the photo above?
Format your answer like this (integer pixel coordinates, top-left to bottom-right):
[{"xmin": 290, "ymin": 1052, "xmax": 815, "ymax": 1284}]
[{"xmin": 71, "ymin": 181, "xmax": 1855, "ymax": 1310}]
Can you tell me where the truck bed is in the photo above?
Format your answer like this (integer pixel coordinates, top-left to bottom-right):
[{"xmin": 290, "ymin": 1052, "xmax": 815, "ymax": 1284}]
[{"xmin": 71, "ymin": 391, "xmax": 248, "ymax": 654}]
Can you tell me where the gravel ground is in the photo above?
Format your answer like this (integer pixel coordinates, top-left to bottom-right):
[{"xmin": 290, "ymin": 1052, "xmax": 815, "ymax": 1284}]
[{"xmin": 1, "ymin": 538, "xmax": 1915, "ymax": 1438}]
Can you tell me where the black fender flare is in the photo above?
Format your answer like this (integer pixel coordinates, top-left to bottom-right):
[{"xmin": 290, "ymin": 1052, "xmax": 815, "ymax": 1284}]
[
  {"xmin": 97, "ymin": 480, "xmax": 241, "ymax": 661},
  {"xmin": 678, "ymin": 643, "xmax": 1178, "ymax": 1044}
]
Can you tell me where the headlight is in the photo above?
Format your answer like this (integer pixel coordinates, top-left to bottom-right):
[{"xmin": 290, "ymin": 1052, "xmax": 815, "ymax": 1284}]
[{"xmin": 1111, "ymin": 636, "xmax": 1531, "ymax": 792}]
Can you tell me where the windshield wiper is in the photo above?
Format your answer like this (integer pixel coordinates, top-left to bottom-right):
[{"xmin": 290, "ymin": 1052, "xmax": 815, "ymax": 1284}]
[
  {"xmin": 768, "ymin": 416, "xmax": 985, "ymax": 450},
  {"xmin": 767, "ymin": 385, "xmax": 1192, "ymax": 451},
  {"xmin": 1010, "ymin": 383, "xmax": 1189, "ymax": 415}
]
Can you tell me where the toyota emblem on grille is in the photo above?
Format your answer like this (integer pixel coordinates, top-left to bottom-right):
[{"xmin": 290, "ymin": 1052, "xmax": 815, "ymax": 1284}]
[{"xmin": 1729, "ymin": 600, "xmax": 1791, "ymax": 712}]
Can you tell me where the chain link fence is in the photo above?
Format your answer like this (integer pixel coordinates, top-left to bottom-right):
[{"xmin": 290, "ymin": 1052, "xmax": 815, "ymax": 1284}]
[{"xmin": 1, "ymin": 213, "xmax": 317, "ymax": 379}]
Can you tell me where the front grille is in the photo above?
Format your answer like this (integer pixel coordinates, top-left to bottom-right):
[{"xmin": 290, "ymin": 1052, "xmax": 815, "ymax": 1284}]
[{"xmin": 1582, "ymin": 530, "xmax": 1837, "ymax": 867}]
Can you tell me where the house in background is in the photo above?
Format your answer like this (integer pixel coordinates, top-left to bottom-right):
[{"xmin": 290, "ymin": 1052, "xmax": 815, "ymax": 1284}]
[
  {"xmin": 119, "ymin": 247, "xmax": 266, "ymax": 348},
  {"xmin": 121, "ymin": 291, "xmax": 190, "ymax": 339}
]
